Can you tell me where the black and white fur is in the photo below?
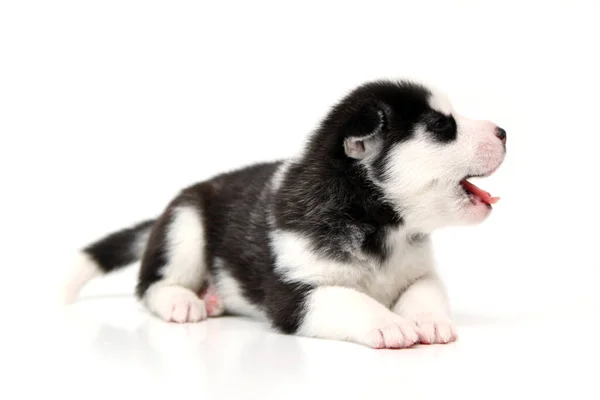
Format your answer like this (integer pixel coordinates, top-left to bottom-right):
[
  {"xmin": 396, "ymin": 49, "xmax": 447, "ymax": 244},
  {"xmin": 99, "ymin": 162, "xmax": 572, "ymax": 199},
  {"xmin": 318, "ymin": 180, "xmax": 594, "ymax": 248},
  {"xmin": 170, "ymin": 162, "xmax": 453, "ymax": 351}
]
[{"xmin": 64, "ymin": 79, "xmax": 506, "ymax": 349}]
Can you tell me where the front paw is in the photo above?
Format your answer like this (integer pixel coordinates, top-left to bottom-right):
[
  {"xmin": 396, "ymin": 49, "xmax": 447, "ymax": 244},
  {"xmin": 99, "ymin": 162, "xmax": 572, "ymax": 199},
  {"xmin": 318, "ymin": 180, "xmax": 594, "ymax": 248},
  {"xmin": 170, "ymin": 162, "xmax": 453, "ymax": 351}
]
[
  {"xmin": 407, "ymin": 313, "xmax": 457, "ymax": 345},
  {"xmin": 366, "ymin": 318, "xmax": 420, "ymax": 349}
]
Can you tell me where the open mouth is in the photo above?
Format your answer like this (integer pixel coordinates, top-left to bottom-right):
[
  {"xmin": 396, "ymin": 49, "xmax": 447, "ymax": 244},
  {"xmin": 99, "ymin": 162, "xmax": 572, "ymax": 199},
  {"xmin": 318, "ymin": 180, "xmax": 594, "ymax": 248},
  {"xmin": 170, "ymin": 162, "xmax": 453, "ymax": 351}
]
[{"xmin": 460, "ymin": 177, "xmax": 500, "ymax": 206}]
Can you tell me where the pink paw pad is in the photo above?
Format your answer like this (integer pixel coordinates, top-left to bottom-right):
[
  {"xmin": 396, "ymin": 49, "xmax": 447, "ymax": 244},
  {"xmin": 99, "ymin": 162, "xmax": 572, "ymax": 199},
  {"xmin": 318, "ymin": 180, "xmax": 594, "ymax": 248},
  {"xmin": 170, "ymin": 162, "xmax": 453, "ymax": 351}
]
[{"xmin": 199, "ymin": 284, "xmax": 224, "ymax": 317}]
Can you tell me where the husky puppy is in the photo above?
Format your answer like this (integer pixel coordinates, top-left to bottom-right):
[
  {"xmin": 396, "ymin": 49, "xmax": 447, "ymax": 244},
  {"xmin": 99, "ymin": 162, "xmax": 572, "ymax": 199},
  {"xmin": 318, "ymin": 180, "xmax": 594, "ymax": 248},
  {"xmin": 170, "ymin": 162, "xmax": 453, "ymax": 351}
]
[{"xmin": 64, "ymin": 79, "xmax": 506, "ymax": 349}]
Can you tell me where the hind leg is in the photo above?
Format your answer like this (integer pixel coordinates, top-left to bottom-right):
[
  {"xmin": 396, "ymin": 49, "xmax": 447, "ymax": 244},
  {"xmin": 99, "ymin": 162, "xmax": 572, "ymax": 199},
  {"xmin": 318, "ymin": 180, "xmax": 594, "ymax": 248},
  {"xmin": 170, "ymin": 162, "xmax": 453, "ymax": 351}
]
[{"xmin": 137, "ymin": 203, "xmax": 210, "ymax": 323}]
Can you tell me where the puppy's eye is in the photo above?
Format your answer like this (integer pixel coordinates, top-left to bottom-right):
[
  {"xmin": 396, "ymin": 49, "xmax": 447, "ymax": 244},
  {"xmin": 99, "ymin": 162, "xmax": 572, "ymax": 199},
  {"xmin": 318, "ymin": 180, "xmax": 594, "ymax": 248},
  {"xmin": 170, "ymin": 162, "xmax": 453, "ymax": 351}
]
[
  {"xmin": 431, "ymin": 117, "xmax": 448, "ymax": 130},
  {"xmin": 428, "ymin": 114, "xmax": 457, "ymax": 142}
]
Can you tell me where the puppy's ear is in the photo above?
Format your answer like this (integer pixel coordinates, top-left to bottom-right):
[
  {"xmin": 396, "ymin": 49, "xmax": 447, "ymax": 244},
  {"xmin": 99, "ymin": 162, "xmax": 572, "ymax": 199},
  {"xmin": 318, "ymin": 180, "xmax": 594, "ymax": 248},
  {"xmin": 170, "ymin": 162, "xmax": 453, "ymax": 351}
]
[{"xmin": 343, "ymin": 103, "xmax": 388, "ymax": 160}]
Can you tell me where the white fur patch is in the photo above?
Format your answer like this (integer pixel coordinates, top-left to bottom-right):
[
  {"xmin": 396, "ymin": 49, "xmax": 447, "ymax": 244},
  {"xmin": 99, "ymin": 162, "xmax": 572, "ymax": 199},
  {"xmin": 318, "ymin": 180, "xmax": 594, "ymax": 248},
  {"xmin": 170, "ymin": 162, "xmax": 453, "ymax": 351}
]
[
  {"xmin": 371, "ymin": 228, "xmax": 436, "ymax": 303},
  {"xmin": 271, "ymin": 229, "xmax": 365, "ymax": 283},
  {"xmin": 270, "ymin": 160, "xmax": 292, "ymax": 193},
  {"xmin": 159, "ymin": 206, "xmax": 206, "ymax": 289},
  {"xmin": 141, "ymin": 205, "xmax": 208, "ymax": 322},
  {"xmin": 62, "ymin": 251, "xmax": 102, "ymax": 304},
  {"xmin": 298, "ymin": 286, "xmax": 419, "ymax": 349},
  {"xmin": 393, "ymin": 274, "xmax": 450, "ymax": 317},
  {"xmin": 427, "ymin": 88, "xmax": 454, "ymax": 116},
  {"xmin": 455, "ymin": 115, "xmax": 505, "ymax": 173},
  {"xmin": 133, "ymin": 227, "xmax": 151, "ymax": 259},
  {"xmin": 271, "ymin": 228, "xmax": 433, "ymax": 308},
  {"xmin": 392, "ymin": 275, "xmax": 456, "ymax": 344},
  {"xmin": 213, "ymin": 258, "xmax": 266, "ymax": 320}
]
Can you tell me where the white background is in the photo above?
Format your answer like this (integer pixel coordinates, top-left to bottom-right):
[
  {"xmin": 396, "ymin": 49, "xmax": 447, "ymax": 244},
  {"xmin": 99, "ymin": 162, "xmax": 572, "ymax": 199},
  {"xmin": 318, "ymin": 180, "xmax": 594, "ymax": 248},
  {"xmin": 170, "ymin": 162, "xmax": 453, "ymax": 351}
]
[{"xmin": 1, "ymin": 1, "xmax": 599, "ymax": 399}]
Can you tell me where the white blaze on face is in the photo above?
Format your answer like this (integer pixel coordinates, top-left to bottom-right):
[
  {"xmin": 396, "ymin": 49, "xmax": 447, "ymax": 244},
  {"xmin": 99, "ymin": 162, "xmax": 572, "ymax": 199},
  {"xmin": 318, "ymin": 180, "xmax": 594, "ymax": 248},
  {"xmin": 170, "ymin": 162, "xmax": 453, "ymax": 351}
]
[{"xmin": 427, "ymin": 89, "xmax": 454, "ymax": 116}]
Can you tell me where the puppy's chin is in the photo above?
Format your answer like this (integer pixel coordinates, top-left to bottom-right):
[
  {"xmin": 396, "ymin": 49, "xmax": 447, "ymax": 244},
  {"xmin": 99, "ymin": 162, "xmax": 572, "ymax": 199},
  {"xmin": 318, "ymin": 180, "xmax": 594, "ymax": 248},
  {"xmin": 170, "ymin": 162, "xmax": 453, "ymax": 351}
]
[{"xmin": 455, "ymin": 197, "xmax": 493, "ymax": 225}]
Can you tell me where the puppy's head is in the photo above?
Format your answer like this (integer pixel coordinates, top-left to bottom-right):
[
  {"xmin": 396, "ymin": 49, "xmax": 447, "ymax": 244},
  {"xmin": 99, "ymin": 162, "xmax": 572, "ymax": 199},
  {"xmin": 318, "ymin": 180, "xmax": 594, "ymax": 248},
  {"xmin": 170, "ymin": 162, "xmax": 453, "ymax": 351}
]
[{"xmin": 330, "ymin": 80, "xmax": 506, "ymax": 231}]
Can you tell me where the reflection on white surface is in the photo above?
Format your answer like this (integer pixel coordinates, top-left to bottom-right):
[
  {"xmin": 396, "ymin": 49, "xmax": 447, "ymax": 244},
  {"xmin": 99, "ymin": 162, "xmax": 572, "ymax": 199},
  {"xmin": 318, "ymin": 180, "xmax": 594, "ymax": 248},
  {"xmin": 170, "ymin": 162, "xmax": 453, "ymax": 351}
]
[{"xmin": 16, "ymin": 295, "xmax": 594, "ymax": 400}]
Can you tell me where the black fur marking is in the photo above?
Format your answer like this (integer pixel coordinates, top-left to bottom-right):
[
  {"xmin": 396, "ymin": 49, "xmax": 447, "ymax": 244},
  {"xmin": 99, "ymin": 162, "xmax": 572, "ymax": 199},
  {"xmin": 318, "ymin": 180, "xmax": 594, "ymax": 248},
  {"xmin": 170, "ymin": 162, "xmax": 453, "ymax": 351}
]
[
  {"xmin": 84, "ymin": 219, "xmax": 154, "ymax": 273},
  {"xmin": 197, "ymin": 162, "xmax": 314, "ymax": 332},
  {"xmin": 425, "ymin": 111, "xmax": 457, "ymax": 143},
  {"xmin": 265, "ymin": 280, "xmax": 314, "ymax": 334},
  {"xmin": 135, "ymin": 162, "xmax": 314, "ymax": 332},
  {"xmin": 135, "ymin": 213, "xmax": 171, "ymax": 298},
  {"xmin": 343, "ymin": 103, "xmax": 386, "ymax": 140}
]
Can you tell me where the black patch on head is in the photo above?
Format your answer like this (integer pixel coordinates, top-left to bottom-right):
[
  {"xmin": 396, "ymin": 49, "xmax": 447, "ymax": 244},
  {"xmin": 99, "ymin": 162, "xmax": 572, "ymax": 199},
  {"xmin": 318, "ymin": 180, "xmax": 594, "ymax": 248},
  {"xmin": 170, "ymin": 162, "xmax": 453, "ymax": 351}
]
[
  {"xmin": 332, "ymin": 81, "xmax": 440, "ymax": 182},
  {"xmin": 304, "ymin": 80, "xmax": 433, "ymax": 162},
  {"xmin": 344, "ymin": 103, "xmax": 386, "ymax": 139},
  {"xmin": 273, "ymin": 80, "xmax": 438, "ymax": 264}
]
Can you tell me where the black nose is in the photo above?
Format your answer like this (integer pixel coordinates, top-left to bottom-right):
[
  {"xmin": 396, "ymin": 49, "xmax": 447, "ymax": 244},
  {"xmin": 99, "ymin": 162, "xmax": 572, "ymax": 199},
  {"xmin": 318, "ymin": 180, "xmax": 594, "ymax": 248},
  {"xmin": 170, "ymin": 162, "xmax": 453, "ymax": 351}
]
[{"xmin": 495, "ymin": 127, "xmax": 506, "ymax": 144}]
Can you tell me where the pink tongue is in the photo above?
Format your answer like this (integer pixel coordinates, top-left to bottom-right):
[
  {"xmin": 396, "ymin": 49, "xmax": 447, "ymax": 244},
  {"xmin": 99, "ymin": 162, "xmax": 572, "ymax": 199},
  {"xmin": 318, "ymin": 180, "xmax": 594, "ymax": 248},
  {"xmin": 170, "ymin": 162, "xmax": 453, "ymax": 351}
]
[{"xmin": 461, "ymin": 179, "xmax": 500, "ymax": 205}]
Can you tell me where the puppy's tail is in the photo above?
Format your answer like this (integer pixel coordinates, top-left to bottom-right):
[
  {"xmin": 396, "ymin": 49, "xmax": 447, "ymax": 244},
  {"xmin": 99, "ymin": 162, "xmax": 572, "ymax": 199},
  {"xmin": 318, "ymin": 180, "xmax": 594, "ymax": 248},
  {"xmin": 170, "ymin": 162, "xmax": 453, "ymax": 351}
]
[{"xmin": 62, "ymin": 219, "xmax": 155, "ymax": 304}]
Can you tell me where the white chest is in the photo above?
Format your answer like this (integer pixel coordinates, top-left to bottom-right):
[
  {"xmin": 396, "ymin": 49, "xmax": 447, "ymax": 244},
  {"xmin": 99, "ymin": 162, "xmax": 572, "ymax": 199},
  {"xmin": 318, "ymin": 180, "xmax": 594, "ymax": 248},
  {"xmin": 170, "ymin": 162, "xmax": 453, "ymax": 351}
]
[
  {"xmin": 271, "ymin": 229, "xmax": 435, "ymax": 308},
  {"xmin": 362, "ymin": 237, "xmax": 434, "ymax": 307}
]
